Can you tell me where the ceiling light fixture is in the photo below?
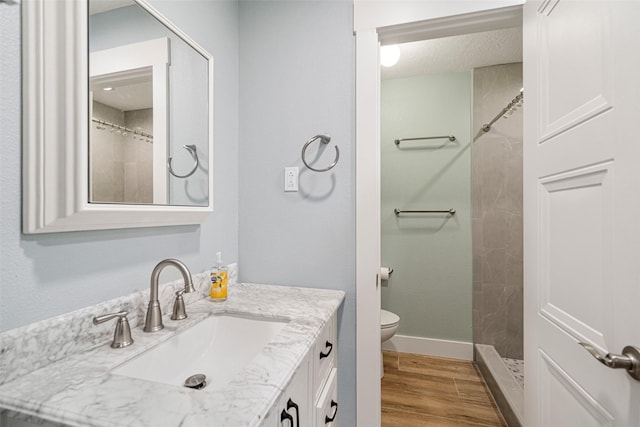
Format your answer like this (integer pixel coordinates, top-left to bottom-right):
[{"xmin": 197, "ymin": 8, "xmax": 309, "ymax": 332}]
[{"xmin": 380, "ymin": 45, "xmax": 400, "ymax": 67}]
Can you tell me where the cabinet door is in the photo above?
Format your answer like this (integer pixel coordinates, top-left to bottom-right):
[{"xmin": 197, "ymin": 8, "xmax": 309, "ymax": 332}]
[
  {"xmin": 277, "ymin": 357, "xmax": 311, "ymax": 427},
  {"xmin": 312, "ymin": 314, "xmax": 337, "ymax": 404},
  {"xmin": 315, "ymin": 368, "xmax": 338, "ymax": 427}
]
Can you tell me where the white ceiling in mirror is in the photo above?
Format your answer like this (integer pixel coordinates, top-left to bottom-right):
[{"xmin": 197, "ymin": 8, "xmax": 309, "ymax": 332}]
[
  {"xmin": 381, "ymin": 27, "xmax": 522, "ymax": 80},
  {"xmin": 88, "ymin": 2, "xmax": 157, "ymax": 117},
  {"xmin": 89, "ymin": 0, "xmax": 134, "ymax": 16},
  {"xmin": 91, "ymin": 76, "xmax": 153, "ymax": 111}
]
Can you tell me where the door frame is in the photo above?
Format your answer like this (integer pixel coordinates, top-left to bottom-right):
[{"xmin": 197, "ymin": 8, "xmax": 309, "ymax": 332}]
[{"xmin": 354, "ymin": 2, "xmax": 525, "ymax": 425}]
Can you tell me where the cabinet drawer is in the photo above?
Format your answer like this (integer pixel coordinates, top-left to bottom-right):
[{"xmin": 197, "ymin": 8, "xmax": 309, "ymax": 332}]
[
  {"xmin": 315, "ymin": 368, "xmax": 338, "ymax": 427},
  {"xmin": 312, "ymin": 315, "xmax": 336, "ymax": 403}
]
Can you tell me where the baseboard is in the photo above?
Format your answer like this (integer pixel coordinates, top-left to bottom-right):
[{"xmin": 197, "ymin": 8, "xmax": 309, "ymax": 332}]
[{"xmin": 382, "ymin": 334, "xmax": 473, "ymax": 360}]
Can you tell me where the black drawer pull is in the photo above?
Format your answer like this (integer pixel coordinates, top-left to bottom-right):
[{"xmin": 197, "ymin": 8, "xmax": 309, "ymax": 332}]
[
  {"xmin": 286, "ymin": 398, "xmax": 300, "ymax": 427},
  {"xmin": 280, "ymin": 409, "xmax": 293, "ymax": 426},
  {"xmin": 325, "ymin": 400, "xmax": 338, "ymax": 423},
  {"xmin": 320, "ymin": 341, "xmax": 333, "ymax": 359}
]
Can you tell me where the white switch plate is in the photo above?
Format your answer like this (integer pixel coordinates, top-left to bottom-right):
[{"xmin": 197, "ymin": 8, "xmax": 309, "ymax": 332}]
[{"xmin": 284, "ymin": 167, "xmax": 298, "ymax": 192}]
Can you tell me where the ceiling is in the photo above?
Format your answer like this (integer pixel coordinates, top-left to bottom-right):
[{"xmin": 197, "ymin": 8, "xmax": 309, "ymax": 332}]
[
  {"xmin": 92, "ymin": 81, "xmax": 153, "ymax": 111},
  {"xmin": 381, "ymin": 27, "xmax": 522, "ymax": 80},
  {"xmin": 89, "ymin": 0, "xmax": 133, "ymax": 16}
]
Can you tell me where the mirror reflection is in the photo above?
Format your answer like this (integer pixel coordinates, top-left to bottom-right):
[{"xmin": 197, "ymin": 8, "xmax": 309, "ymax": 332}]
[
  {"xmin": 91, "ymin": 67, "xmax": 155, "ymax": 203},
  {"xmin": 89, "ymin": 0, "xmax": 211, "ymax": 207}
]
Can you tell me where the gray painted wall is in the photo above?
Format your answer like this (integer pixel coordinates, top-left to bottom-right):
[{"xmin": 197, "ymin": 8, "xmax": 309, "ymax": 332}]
[
  {"xmin": 238, "ymin": 1, "xmax": 355, "ymax": 425},
  {"xmin": 472, "ymin": 63, "xmax": 523, "ymax": 360},
  {"xmin": 0, "ymin": 0, "xmax": 239, "ymax": 331},
  {"xmin": 380, "ymin": 72, "xmax": 473, "ymax": 343}
]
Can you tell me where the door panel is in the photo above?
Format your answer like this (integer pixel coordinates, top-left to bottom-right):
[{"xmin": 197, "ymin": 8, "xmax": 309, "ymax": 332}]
[
  {"xmin": 538, "ymin": 0, "xmax": 613, "ymax": 143},
  {"xmin": 539, "ymin": 162, "xmax": 613, "ymax": 352},
  {"xmin": 541, "ymin": 350, "xmax": 614, "ymax": 427},
  {"xmin": 525, "ymin": 0, "xmax": 640, "ymax": 425}
]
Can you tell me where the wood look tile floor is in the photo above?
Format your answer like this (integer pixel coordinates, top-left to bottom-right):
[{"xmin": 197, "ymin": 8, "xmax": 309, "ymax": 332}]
[{"xmin": 382, "ymin": 351, "xmax": 507, "ymax": 427}]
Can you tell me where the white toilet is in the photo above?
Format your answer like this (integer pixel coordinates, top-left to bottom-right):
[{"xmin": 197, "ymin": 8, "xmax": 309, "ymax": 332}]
[{"xmin": 380, "ymin": 309, "xmax": 400, "ymax": 377}]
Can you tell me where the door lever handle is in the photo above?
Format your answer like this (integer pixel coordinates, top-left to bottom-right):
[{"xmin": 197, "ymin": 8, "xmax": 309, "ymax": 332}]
[{"xmin": 579, "ymin": 342, "xmax": 640, "ymax": 381}]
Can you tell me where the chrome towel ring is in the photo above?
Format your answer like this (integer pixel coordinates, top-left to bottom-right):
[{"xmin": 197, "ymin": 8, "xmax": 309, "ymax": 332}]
[
  {"xmin": 168, "ymin": 144, "xmax": 199, "ymax": 178},
  {"xmin": 301, "ymin": 134, "xmax": 339, "ymax": 172}
]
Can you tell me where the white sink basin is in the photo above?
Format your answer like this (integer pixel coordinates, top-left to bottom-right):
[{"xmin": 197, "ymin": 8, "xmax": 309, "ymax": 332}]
[{"xmin": 112, "ymin": 314, "xmax": 288, "ymax": 391}]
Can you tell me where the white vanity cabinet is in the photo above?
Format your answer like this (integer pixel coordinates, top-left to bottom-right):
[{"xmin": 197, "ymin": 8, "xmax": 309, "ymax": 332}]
[
  {"xmin": 311, "ymin": 314, "xmax": 337, "ymax": 406},
  {"xmin": 270, "ymin": 357, "xmax": 311, "ymax": 427},
  {"xmin": 263, "ymin": 312, "xmax": 338, "ymax": 427},
  {"xmin": 312, "ymin": 313, "xmax": 338, "ymax": 427},
  {"xmin": 315, "ymin": 368, "xmax": 338, "ymax": 427}
]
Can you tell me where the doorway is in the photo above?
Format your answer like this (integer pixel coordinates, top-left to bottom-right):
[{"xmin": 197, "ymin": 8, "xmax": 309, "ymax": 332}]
[
  {"xmin": 378, "ymin": 28, "xmax": 523, "ymax": 426},
  {"xmin": 354, "ymin": 4, "xmax": 525, "ymax": 426}
]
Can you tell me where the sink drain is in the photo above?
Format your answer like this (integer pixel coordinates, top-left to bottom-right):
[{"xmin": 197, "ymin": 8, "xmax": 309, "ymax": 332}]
[{"xmin": 184, "ymin": 374, "xmax": 207, "ymax": 390}]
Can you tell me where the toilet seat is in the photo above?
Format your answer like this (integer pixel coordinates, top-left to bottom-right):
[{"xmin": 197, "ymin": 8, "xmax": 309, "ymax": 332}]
[{"xmin": 381, "ymin": 309, "xmax": 400, "ymax": 329}]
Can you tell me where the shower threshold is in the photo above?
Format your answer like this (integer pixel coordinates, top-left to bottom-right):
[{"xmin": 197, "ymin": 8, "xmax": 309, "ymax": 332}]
[
  {"xmin": 475, "ymin": 344, "xmax": 524, "ymax": 427},
  {"xmin": 503, "ymin": 357, "xmax": 524, "ymax": 388}
]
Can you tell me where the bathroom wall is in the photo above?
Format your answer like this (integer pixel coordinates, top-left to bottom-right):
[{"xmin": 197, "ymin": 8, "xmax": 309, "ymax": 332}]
[
  {"xmin": 380, "ymin": 72, "xmax": 473, "ymax": 344},
  {"xmin": 472, "ymin": 63, "xmax": 523, "ymax": 360},
  {"xmin": 0, "ymin": 0, "xmax": 239, "ymax": 331},
  {"xmin": 238, "ymin": 1, "xmax": 355, "ymax": 425}
]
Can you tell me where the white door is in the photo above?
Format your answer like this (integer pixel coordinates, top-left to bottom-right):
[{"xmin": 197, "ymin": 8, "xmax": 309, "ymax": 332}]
[{"xmin": 523, "ymin": 1, "xmax": 640, "ymax": 426}]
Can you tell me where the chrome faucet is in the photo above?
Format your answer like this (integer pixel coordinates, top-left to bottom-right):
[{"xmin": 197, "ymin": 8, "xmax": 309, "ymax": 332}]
[{"xmin": 144, "ymin": 259, "xmax": 195, "ymax": 332}]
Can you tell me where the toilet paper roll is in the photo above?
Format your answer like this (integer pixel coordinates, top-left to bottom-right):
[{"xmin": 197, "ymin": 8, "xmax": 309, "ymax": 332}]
[{"xmin": 380, "ymin": 267, "xmax": 392, "ymax": 280}]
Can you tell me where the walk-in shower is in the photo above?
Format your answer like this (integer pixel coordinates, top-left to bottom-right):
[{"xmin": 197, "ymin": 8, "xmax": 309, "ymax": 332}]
[{"xmin": 472, "ymin": 63, "xmax": 524, "ymax": 427}]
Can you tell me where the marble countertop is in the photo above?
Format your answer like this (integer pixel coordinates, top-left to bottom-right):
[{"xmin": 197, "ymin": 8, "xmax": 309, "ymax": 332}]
[{"xmin": 0, "ymin": 281, "xmax": 345, "ymax": 427}]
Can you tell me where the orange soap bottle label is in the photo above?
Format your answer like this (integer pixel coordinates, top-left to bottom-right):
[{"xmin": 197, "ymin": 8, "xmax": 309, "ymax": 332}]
[{"xmin": 210, "ymin": 270, "xmax": 227, "ymax": 300}]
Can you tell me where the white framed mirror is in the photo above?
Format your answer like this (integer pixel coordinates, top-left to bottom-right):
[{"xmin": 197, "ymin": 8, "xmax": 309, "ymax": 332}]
[{"xmin": 22, "ymin": 0, "xmax": 214, "ymax": 234}]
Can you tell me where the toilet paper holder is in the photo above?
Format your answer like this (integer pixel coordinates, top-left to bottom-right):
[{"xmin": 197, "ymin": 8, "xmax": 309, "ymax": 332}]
[{"xmin": 380, "ymin": 267, "xmax": 394, "ymax": 280}]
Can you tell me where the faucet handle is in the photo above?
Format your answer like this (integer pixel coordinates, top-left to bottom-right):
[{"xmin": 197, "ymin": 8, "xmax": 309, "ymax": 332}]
[
  {"xmin": 93, "ymin": 311, "xmax": 134, "ymax": 348},
  {"xmin": 171, "ymin": 290, "xmax": 188, "ymax": 321}
]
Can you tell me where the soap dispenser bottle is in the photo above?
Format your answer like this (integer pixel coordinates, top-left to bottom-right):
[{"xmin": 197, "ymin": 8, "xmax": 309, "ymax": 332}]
[{"xmin": 209, "ymin": 252, "xmax": 228, "ymax": 302}]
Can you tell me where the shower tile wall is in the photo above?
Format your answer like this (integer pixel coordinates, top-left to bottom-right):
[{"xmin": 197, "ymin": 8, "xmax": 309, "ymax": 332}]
[
  {"xmin": 124, "ymin": 109, "xmax": 153, "ymax": 204},
  {"xmin": 90, "ymin": 103, "xmax": 154, "ymax": 204},
  {"xmin": 472, "ymin": 63, "xmax": 523, "ymax": 360},
  {"xmin": 91, "ymin": 101, "xmax": 126, "ymax": 203}
]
